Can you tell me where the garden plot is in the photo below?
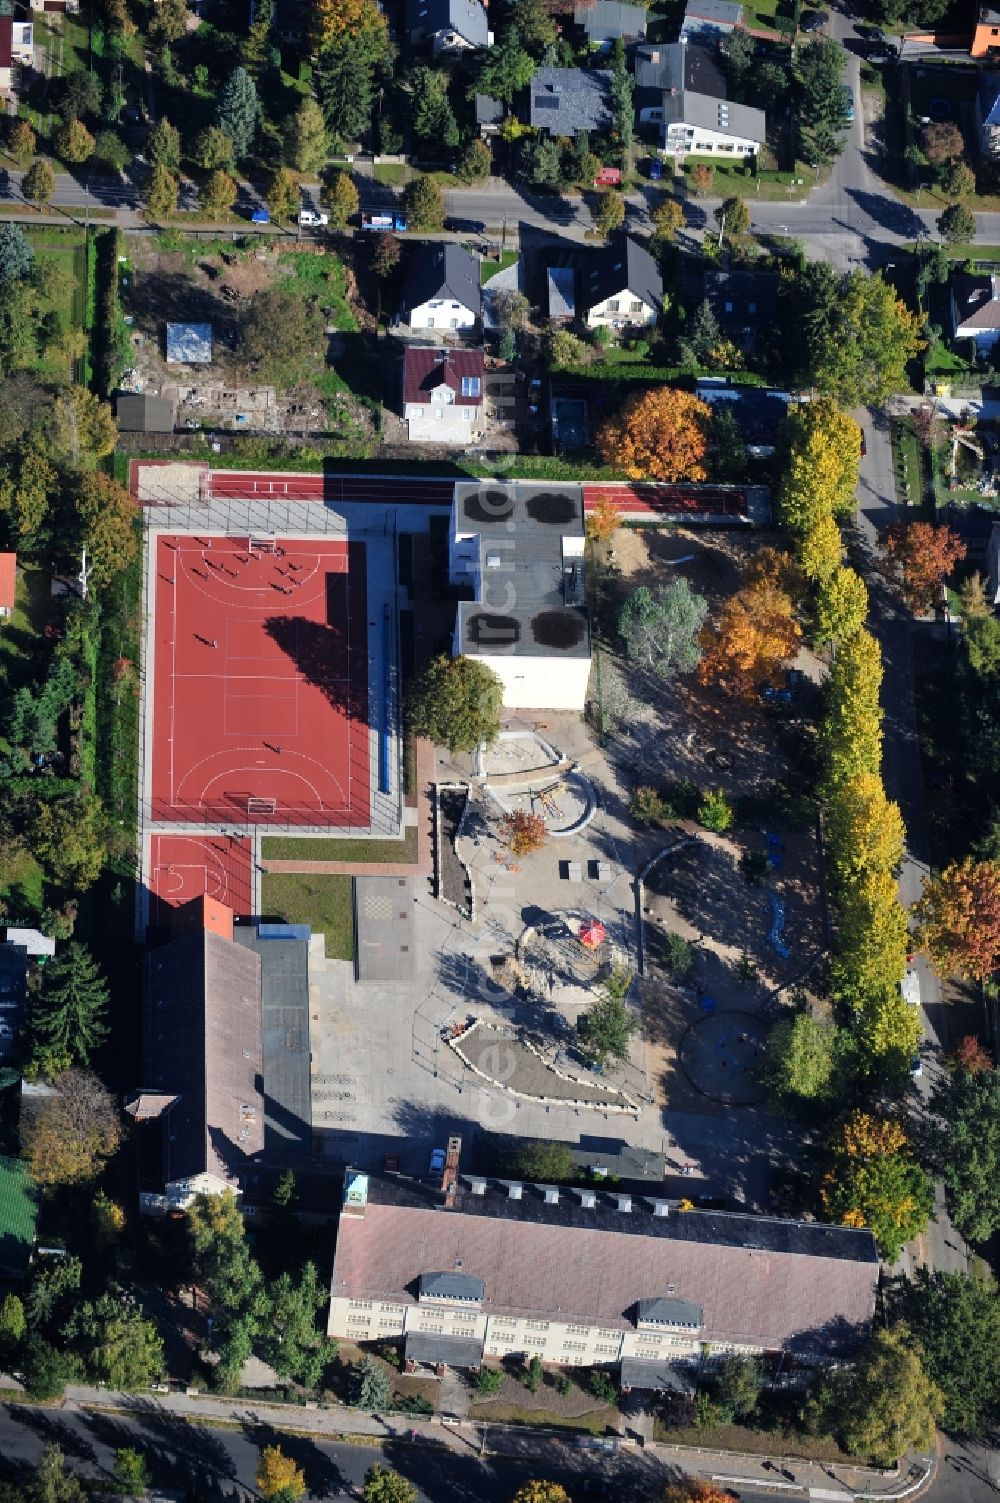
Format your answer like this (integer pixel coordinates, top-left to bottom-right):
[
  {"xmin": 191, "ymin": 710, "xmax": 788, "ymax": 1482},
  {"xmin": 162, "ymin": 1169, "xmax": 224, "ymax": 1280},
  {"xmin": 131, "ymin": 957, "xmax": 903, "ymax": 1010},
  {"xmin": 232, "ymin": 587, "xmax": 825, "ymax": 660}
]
[{"xmin": 121, "ymin": 238, "xmax": 377, "ymax": 443}]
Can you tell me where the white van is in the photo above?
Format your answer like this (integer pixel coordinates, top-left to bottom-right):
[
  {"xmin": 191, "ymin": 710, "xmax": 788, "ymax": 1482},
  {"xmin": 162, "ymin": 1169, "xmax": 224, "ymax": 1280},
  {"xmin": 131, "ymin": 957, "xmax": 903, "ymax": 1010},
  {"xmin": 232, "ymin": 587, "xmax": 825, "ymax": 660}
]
[{"xmin": 901, "ymin": 970, "xmax": 921, "ymax": 1007}]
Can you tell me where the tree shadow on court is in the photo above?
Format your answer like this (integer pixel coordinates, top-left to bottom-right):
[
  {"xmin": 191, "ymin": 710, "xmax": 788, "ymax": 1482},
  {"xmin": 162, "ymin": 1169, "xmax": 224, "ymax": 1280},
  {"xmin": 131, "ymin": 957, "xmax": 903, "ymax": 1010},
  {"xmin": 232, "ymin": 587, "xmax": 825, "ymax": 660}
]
[{"xmin": 263, "ymin": 613, "xmax": 366, "ymax": 718}]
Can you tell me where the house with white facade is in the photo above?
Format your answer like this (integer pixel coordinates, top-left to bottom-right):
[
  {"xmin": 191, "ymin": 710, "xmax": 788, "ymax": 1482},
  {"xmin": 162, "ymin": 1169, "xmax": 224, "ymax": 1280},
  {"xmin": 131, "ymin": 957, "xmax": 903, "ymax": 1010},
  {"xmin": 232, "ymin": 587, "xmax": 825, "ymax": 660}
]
[
  {"xmin": 0, "ymin": 17, "xmax": 33, "ymax": 93},
  {"xmin": 582, "ymin": 234, "xmax": 663, "ymax": 330},
  {"xmin": 398, "ymin": 242, "xmax": 481, "ymax": 333},
  {"xmin": 449, "ymin": 481, "xmax": 591, "ymax": 711},
  {"xmin": 635, "ymin": 40, "xmax": 765, "ymax": 158},
  {"xmin": 950, "ymin": 270, "xmax": 1000, "ymax": 355},
  {"xmin": 403, "ymin": 347, "xmax": 486, "ymax": 444},
  {"xmin": 405, "ymin": 0, "xmax": 490, "ymax": 52},
  {"xmin": 328, "ymin": 1144, "xmax": 880, "ymax": 1390},
  {"xmin": 680, "ymin": 0, "xmax": 742, "ymax": 39}
]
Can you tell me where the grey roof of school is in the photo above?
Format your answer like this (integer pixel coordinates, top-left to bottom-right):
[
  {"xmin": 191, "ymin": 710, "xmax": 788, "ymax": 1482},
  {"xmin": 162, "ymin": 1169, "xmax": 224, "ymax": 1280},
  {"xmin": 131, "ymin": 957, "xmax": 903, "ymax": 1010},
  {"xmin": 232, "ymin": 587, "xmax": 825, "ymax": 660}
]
[
  {"xmin": 234, "ymin": 926, "xmax": 312, "ymax": 1159},
  {"xmin": 405, "ymin": 1331, "xmax": 486, "ymax": 1366},
  {"xmin": 529, "ymin": 67, "xmax": 615, "ymax": 133},
  {"xmin": 405, "ymin": 0, "xmax": 489, "ymax": 45}
]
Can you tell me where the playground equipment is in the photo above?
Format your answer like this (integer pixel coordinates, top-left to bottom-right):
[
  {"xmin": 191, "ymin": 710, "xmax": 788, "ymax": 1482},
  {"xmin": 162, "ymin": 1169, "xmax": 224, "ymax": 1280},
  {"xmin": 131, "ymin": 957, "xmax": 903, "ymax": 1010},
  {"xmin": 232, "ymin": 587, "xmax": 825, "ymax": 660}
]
[{"xmin": 950, "ymin": 426, "xmax": 997, "ymax": 496}]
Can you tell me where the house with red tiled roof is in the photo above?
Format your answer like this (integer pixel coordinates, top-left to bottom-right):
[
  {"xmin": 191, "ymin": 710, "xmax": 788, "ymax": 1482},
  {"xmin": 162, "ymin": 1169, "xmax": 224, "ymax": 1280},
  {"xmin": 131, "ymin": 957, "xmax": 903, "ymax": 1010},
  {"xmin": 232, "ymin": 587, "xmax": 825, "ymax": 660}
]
[
  {"xmin": 327, "ymin": 1140, "xmax": 879, "ymax": 1391},
  {"xmin": 0, "ymin": 552, "xmax": 16, "ymax": 619},
  {"xmin": 402, "ymin": 346, "xmax": 485, "ymax": 444}
]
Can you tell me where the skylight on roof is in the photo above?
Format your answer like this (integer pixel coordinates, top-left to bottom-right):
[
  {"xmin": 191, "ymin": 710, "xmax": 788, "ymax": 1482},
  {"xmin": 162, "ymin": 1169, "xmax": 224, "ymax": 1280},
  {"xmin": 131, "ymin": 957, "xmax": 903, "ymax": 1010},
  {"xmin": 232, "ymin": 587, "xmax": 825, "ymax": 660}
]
[{"xmin": 461, "ymin": 376, "xmax": 481, "ymax": 397}]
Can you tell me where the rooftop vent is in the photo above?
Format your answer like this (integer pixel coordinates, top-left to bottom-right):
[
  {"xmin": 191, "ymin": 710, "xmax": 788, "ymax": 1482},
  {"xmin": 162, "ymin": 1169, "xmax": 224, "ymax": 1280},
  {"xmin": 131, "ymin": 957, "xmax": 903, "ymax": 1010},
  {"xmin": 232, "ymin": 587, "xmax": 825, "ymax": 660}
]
[
  {"xmin": 486, "ymin": 552, "xmax": 502, "ymax": 568},
  {"xmin": 469, "ymin": 1177, "xmax": 487, "ymax": 1196},
  {"xmin": 508, "ymin": 1181, "xmax": 523, "ymax": 1200},
  {"xmin": 650, "ymin": 1200, "xmax": 670, "ymax": 1218},
  {"xmin": 615, "ymin": 1194, "xmax": 632, "ymax": 1213},
  {"xmin": 577, "ymin": 1188, "xmax": 597, "ymax": 1209},
  {"xmin": 543, "ymin": 1186, "xmax": 560, "ymax": 1204}
]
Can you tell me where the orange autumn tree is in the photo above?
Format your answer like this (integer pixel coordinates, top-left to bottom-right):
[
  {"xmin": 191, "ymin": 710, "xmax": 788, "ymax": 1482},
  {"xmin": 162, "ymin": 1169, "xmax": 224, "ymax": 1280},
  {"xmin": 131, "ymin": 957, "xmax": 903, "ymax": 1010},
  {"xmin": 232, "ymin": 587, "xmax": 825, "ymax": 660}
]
[
  {"xmin": 663, "ymin": 1483, "xmax": 735, "ymax": 1503},
  {"xmin": 879, "ymin": 521, "xmax": 966, "ymax": 613},
  {"xmin": 501, "ymin": 810, "xmax": 548, "ymax": 857},
  {"xmin": 597, "ymin": 387, "xmax": 711, "ymax": 482},
  {"xmin": 697, "ymin": 571, "xmax": 801, "ymax": 698},
  {"xmin": 949, "ymin": 1035, "xmax": 993, "ymax": 1074},
  {"xmin": 584, "ymin": 496, "xmax": 620, "ymax": 544},
  {"xmin": 915, "ymin": 857, "xmax": 1000, "ymax": 980}
]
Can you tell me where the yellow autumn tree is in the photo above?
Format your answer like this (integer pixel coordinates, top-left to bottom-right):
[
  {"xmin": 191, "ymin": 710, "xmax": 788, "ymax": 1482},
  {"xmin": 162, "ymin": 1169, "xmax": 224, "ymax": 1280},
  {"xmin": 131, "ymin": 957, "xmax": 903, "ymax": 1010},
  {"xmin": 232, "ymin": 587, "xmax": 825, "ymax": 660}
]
[
  {"xmin": 832, "ymin": 867, "xmax": 910, "ymax": 1007},
  {"xmin": 697, "ymin": 576, "xmax": 801, "ymax": 698},
  {"xmin": 256, "ymin": 1446, "xmax": 305, "ymax": 1503},
  {"xmin": 742, "ymin": 545, "xmax": 805, "ymax": 604},
  {"xmin": 584, "ymin": 496, "xmax": 620, "ymax": 544},
  {"xmin": 827, "ymin": 772, "xmax": 905, "ymax": 886},
  {"xmin": 512, "ymin": 1485, "xmax": 573, "ymax": 1503},
  {"xmin": 855, "ymin": 987, "xmax": 922, "ymax": 1063},
  {"xmin": 820, "ymin": 1110, "xmax": 932, "ymax": 1262},
  {"xmin": 778, "ymin": 398, "xmax": 861, "ymax": 539},
  {"xmin": 815, "ymin": 566, "xmax": 868, "ymax": 647},
  {"xmin": 597, "ymin": 387, "xmax": 711, "ymax": 482},
  {"xmin": 311, "ymin": 0, "xmax": 387, "ymax": 50},
  {"xmin": 822, "ymin": 628, "xmax": 884, "ymax": 791},
  {"xmin": 800, "ymin": 509, "xmax": 843, "ymax": 585}
]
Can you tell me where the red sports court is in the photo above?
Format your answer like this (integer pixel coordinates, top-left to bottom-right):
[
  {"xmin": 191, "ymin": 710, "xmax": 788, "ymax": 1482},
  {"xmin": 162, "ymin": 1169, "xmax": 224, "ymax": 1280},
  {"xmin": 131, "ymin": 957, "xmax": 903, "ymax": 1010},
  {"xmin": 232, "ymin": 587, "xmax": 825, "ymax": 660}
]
[
  {"xmin": 148, "ymin": 832, "xmax": 253, "ymax": 926},
  {"xmin": 150, "ymin": 534, "xmax": 370, "ymax": 827}
]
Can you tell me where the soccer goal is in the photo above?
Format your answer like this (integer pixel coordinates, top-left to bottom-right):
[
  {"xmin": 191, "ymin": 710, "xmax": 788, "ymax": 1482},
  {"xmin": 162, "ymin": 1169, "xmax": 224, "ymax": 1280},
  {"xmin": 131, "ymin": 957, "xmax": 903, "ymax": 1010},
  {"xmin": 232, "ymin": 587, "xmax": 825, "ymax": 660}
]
[{"xmin": 248, "ymin": 536, "xmax": 278, "ymax": 555}]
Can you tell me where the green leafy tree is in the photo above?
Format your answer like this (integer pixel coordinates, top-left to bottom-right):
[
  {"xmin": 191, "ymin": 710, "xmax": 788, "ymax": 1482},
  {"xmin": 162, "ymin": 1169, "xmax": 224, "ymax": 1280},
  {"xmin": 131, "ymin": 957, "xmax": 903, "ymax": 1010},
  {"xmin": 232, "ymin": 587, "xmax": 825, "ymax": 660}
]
[
  {"xmin": 26, "ymin": 1256, "xmax": 82, "ymax": 1331},
  {"xmin": 23, "ymin": 160, "xmax": 56, "ymax": 207},
  {"xmin": 408, "ymin": 654, "xmax": 502, "ymax": 753},
  {"xmin": 796, "ymin": 37, "xmax": 845, "ymax": 164},
  {"xmin": 54, "ymin": 119, "xmax": 95, "ymax": 164},
  {"xmin": 577, "ymin": 994, "xmax": 637, "ymax": 1067},
  {"xmin": 680, "ymin": 299, "xmax": 720, "ymax": 365},
  {"xmin": 943, "ymin": 159, "xmax": 975, "ymax": 199},
  {"xmin": 113, "ymin": 1450, "xmax": 150, "ymax": 1497},
  {"xmin": 67, "ymin": 1291, "xmax": 164, "ymax": 1390},
  {"xmin": 806, "ymin": 1326, "xmax": 943, "ymax": 1465},
  {"xmin": 697, "ymin": 788, "xmax": 734, "ymax": 833},
  {"xmin": 148, "ymin": 117, "xmax": 182, "ymax": 171},
  {"xmin": 402, "ymin": 176, "xmax": 445, "ymax": 231},
  {"xmin": 595, "ymin": 190, "xmax": 625, "ymax": 237},
  {"xmin": 411, "ymin": 66, "xmax": 460, "ymax": 149},
  {"xmin": 94, "ymin": 129, "xmax": 130, "ymax": 171},
  {"xmin": 267, "ymin": 167, "xmax": 300, "ymax": 222},
  {"xmin": 32, "ymin": 793, "xmax": 108, "ymax": 891},
  {"xmin": 282, "ymin": 97, "xmax": 328, "ymax": 173},
  {"xmin": 349, "ymin": 1353, "xmax": 392, "ymax": 1409},
  {"xmin": 257, "ymin": 1445, "xmax": 306, "ymax": 1503},
  {"xmin": 721, "ymin": 26, "xmax": 755, "ymax": 78},
  {"xmin": 8, "ymin": 118, "xmax": 36, "ymax": 160},
  {"xmin": 820, "ymin": 1111, "xmax": 933, "ymax": 1262},
  {"xmin": 715, "ymin": 195, "xmax": 750, "ymax": 239},
  {"xmin": 937, "ymin": 200, "xmax": 976, "ymax": 246},
  {"xmin": 188, "ymin": 1191, "xmax": 265, "ymax": 1315},
  {"xmin": 759, "ymin": 1013, "xmax": 837, "ymax": 1102},
  {"xmin": 320, "ymin": 170, "xmax": 359, "ymax": 226},
  {"xmin": 59, "ymin": 71, "xmax": 102, "ymax": 121},
  {"xmin": 30, "ymin": 941, "xmax": 109, "ymax": 1073},
  {"xmin": 0, "ymin": 1291, "xmax": 25, "ymax": 1349},
  {"xmin": 812, "ymin": 270, "xmax": 924, "ymax": 407},
  {"xmin": 264, "ymin": 1263, "xmax": 331, "ymax": 1387},
  {"xmin": 362, "ymin": 1465, "xmax": 417, "ymax": 1503},
  {"xmin": 145, "ymin": 163, "xmax": 179, "ymax": 220},
  {"xmin": 500, "ymin": 1138, "xmax": 575, "ymax": 1181},
  {"xmin": 715, "ymin": 1354, "xmax": 762, "ymax": 1420},
  {"xmin": 816, "ymin": 565, "xmax": 868, "ymax": 647},
  {"xmin": 619, "ymin": 579, "xmax": 708, "ymax": 679},
  {"xmin": 710, "ymin": 405, "xmax": 748, "ymax": 483},
  {"xmin": 609, "ymin": 38, "xmax": 633, "ymax": 151},
  {"xmin": 0, "ymin": 224, "xmax": 33, "ymax": 284},
  {"xmin": 150, "ymin": 0, "xmax": 188, "ymax": 43},
  {"xmin": 524, "ymin": 1353, "xmax": 543, "ymax": 1392},
  {"xmin": 474, "ymin": 27, "xmax": 536, "ymax": 102},
  {"xmin": 192, "ymin": 126, "xmax": 234, "ymax": 171},
  {"xmin": 216, "ymin": 66, "xmax": 260, "ymax": 158},
  {"xmin": 22, "ymin": 1337, "xmax": 81, "ymax": 1400},
  {"xmin": 894, "ymin": 1269, "xmax": 1000, "ymax": 1437},
  {"xmin": 22, "ymin": 1069, "xmax": 121, "ymax": 1187},
  {"xmin": 200, "ymin": 170, "xmax": 238, "ymax": 220},
  {"xmin": 651, "ymin": 196, "xmax": 685, "ymax": 245},
  {"xmin": 476, "ymin": 1364, "xmax": 505, "ymax": 1395},
  {"xmin": 458, "ymin": 137, "xmax": 491, "ymax": 182},
  {"xmin": 519, "ymin": 134, "xmax": 562, "ymax": 186},
  {"xmin": 241, "ymin": 287, "xmax": 324, "ymax": 380},
  {"xmin": 923, "ymin": 1060, "xmax": 1000, "ymax": 1244},
  {"xmin": 76, "ymin": 471, "xmax": 137, "ymax": 589}
]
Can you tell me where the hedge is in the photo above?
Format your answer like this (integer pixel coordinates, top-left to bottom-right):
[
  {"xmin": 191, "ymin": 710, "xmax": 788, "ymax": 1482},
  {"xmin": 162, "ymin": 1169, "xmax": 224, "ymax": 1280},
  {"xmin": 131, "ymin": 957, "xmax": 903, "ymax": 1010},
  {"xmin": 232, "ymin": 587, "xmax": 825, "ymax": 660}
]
[{"xmin": 553, "ymin": 363, "xmax": 769, "ymax": 387}]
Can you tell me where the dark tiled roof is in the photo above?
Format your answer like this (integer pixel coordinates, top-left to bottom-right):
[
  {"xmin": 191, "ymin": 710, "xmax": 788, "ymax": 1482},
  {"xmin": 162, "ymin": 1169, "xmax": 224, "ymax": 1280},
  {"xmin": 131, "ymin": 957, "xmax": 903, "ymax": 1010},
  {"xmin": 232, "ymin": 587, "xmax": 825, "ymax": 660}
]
[
  {"xmin": 406, "ymin": 0, "xmax": 489, "ymax": 45},
  {"xmin": 234, "ymin": 927, "xmax": 311, "ymax": 1158},
  {"xmin": 529, "ymin": 67, "xmax": 615, "ymax": 134},
  {"xmin": 621, "ymin": 1356, "xmax": 696, "ymax": 1391},
  {"xmin": 574, "ymin": 1, "xmax": 648, "ymax": 41},
  {"xmin": 402, "ymin": 347, "xmax": 485, "ymax": 408},
  {"xmin": 405, "ymin": 1331, "xmax": 485, "ymax": 1366},
  {"xmin": 144, "ymin": 930, "xmax": 263, "ymax": 1188},
  {"xmin": 952, "ymin": 272, "xmax": 1000, "ymax": 333},
  {"xmin": 637, "ymin": 1296, "xmax": 703, "ymax": 1326},
  {"xmin": 584, "ymin": 234, "xmax": 663, "ymax": 315},
  {"xmin": 331, "ymin": 1173, "xmax": 879, "ymax": 1356},
  {"xmin": 115, "ymin": 393, "xmax": 176, "ymax": 433},
  {"xmin": 419, "ymin": 1271, "xmax": 486, "ymax": 1300},
  {"xmin": 401, "ymin": 242, "xmax": 480, "ymax": 320},
  {"xmin": 705, "ymin": 269, "xmax": 779, "ymax": 329},
  {"xmin": 475, "ymin": 93, "xmax": 504, "ymax": 125}
]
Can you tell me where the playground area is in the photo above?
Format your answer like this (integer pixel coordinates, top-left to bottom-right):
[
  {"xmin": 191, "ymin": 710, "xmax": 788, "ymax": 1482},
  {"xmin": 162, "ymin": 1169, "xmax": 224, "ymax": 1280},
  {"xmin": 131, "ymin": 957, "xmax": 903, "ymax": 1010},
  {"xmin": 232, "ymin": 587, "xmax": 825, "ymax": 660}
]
[{"xmin": 147, "ymin": 533, "xmax": 371, "ymax": 828}]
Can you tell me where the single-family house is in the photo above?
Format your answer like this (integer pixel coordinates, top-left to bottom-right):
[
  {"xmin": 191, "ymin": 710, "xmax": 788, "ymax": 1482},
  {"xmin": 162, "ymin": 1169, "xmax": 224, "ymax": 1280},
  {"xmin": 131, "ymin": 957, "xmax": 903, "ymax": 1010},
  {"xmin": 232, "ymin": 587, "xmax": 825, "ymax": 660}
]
[
  {"xmin": 696, "ymin": 379, "xmax": 791, "ymax": 457},
  {"xmin": 398, "ymin": 242, "xmax": 481, "ymax": 332},
  {"xmin": 0, "ymin": 939, "xmax": 27, "ymax": 1061},
  {"xmin": 680, "ymin": 0, "xmax": 743, "ymax": 39},
  {"xmin": 704, "ymin": 268, "xmax": 779, "ymax": 350},
  {"xmin": 403, "ymin": 347, "xmax": 486, "ymax": 444},
  {"xmin": 0, "ymin": 551, "xmax": 15, "ymax": 619},
  {"xmin": 28, "ymin": 0, "xmax": 77, "ymax": 12},
  {"xmin": 405, "ymin": 0, "xmax": 490, "ymax": 52},
  {"xmin": 977, "ymin": 72, "xmax": 1000, "ymax": 157},
  {"xmin": 636, "ymin": 41, "xmax": 766, "ymax": 157},
  {"xmin": 328, "ymin": 1139, "xmax": 879, "ymax": 1387},
  {"xmin": 528, "ymin": 67, "xmax": 615, "ymax": 135},
  {"xmin": 475, "ymin": 93, "xmax": 504, "ymax": 136},
  {"xmin": 950, "ymin": 271, "xmax": 1000, "ymax": 354},
  {"xmin": 0, "ymin": 18, "xmax": 33, "ymax": 92},
  {"xmin": 574, "ymin": 0, "xmax": 648, "ymax": 46},
  {"xmin": 450, "ymin": 481, "xmax": 591, "ymax": 710},
  {"xmin": 582, "ymin": 233, "xmax": 663, "ymax": 329},
  {"xmin": 973, "ymin": 1, "xmax": 1000, "ymax": 56}
]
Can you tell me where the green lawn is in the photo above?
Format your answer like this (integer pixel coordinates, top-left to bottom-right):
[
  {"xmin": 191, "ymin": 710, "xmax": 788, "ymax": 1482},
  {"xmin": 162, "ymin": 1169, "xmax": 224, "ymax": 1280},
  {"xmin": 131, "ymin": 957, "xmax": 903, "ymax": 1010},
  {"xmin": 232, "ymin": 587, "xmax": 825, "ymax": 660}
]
[
  {"xmin": 277, "ymin": 251, "xmax": 358, "ymax": 332},
  {"xmin": 374, "ymin": 163, "xmax": 407, "ymax": 186},
  {"xmin": 681, "ymin": 156, "xmax": 821, "ymax": 201},
  {"xmin": 890, "ymin": 417, "xmax": 923, "ymax": 508},
  {"xmin": 481, "ymin": 251, "xmax": 519, "ymax": 284},
  {"xmin": 651, "ymin": 1418, "xmax": 869, "ymax": 1464},
  {"xmin": 262, "ymin": 827, "xmax": 418, "ymax": 863},
  {"xmin": 468, "ymin": 1401, "xmax": 617, "ymax": 1434},
  {"xmin": 28, "ymin": 229, "xmax": 88, "ymax": 382},
  {"xmin": 0, "ymin": 846, "xmax": 45, "ymax": 916},
  {"xmin": 261, "ymin": 873, "xmax": 354, "ymax": 960},
  {"xmin": 0, "ymin": 565, "xmax": 52, "ymax": 689}
]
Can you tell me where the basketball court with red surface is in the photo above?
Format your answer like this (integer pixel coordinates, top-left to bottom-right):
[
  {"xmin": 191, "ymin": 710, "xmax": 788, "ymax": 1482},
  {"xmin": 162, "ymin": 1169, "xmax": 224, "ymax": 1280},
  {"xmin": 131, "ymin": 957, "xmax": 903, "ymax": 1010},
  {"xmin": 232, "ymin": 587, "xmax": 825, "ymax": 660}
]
[
  {"xmin": 150, "ymin": 534, "xmax": 370, "ymax": 828},
  {"xmin": 148, "ymin": 832, "xmax": 253, "ymax": 926}
]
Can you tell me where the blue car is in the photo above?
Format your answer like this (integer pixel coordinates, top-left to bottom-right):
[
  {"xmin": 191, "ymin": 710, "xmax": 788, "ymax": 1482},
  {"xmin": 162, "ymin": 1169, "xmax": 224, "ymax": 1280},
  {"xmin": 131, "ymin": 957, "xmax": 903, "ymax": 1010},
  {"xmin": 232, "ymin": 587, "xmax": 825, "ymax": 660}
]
[
  {"xmin": 648, "ymin": 157, "xmax": 663, "ymax": 180},
  {"xmin": 251, "ymin": 207, "xmax": 270, "ymax": 224}
]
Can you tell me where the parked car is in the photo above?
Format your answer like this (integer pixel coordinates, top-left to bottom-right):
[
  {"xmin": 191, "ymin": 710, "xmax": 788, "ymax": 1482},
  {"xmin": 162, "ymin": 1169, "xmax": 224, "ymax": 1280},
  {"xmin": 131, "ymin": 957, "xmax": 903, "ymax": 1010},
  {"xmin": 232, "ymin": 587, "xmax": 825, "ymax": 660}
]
[
  {"xmin": 299, "ymin": 208, "xmax": 329, "ymax": 227},
  {"xmin": 250, "ymin": 207, "xmax": 270, "ymax": 224},
  {"xmin": 428, "ymin": 1146, "xmax": 446, "ymax": 1174},
  {"xmin": 445, "ymin": 216, "xmax": 486, "ymax": 235},
  {"xmin": 647, "ymin": 156, "xmax": 663, "ymax": 180},
  {"xmin": 909, "ymin": 1056, "xmax": 923, "ymax": 1078},
  {"xmin": 800, "ymin": 9, "xmax": 829, "ymax": 29},
  {"xmin": 842, "ymin": 83, "xmax": 855, "ymax": 123}
]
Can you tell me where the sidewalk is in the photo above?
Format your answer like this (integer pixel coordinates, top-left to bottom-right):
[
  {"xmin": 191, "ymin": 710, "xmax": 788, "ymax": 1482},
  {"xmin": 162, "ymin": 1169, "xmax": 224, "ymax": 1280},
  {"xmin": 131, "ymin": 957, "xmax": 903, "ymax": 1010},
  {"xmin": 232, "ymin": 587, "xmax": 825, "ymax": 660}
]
[{"xmin": 48, "ymin": 1385, "xmax": 936, "ymax": 1499}]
